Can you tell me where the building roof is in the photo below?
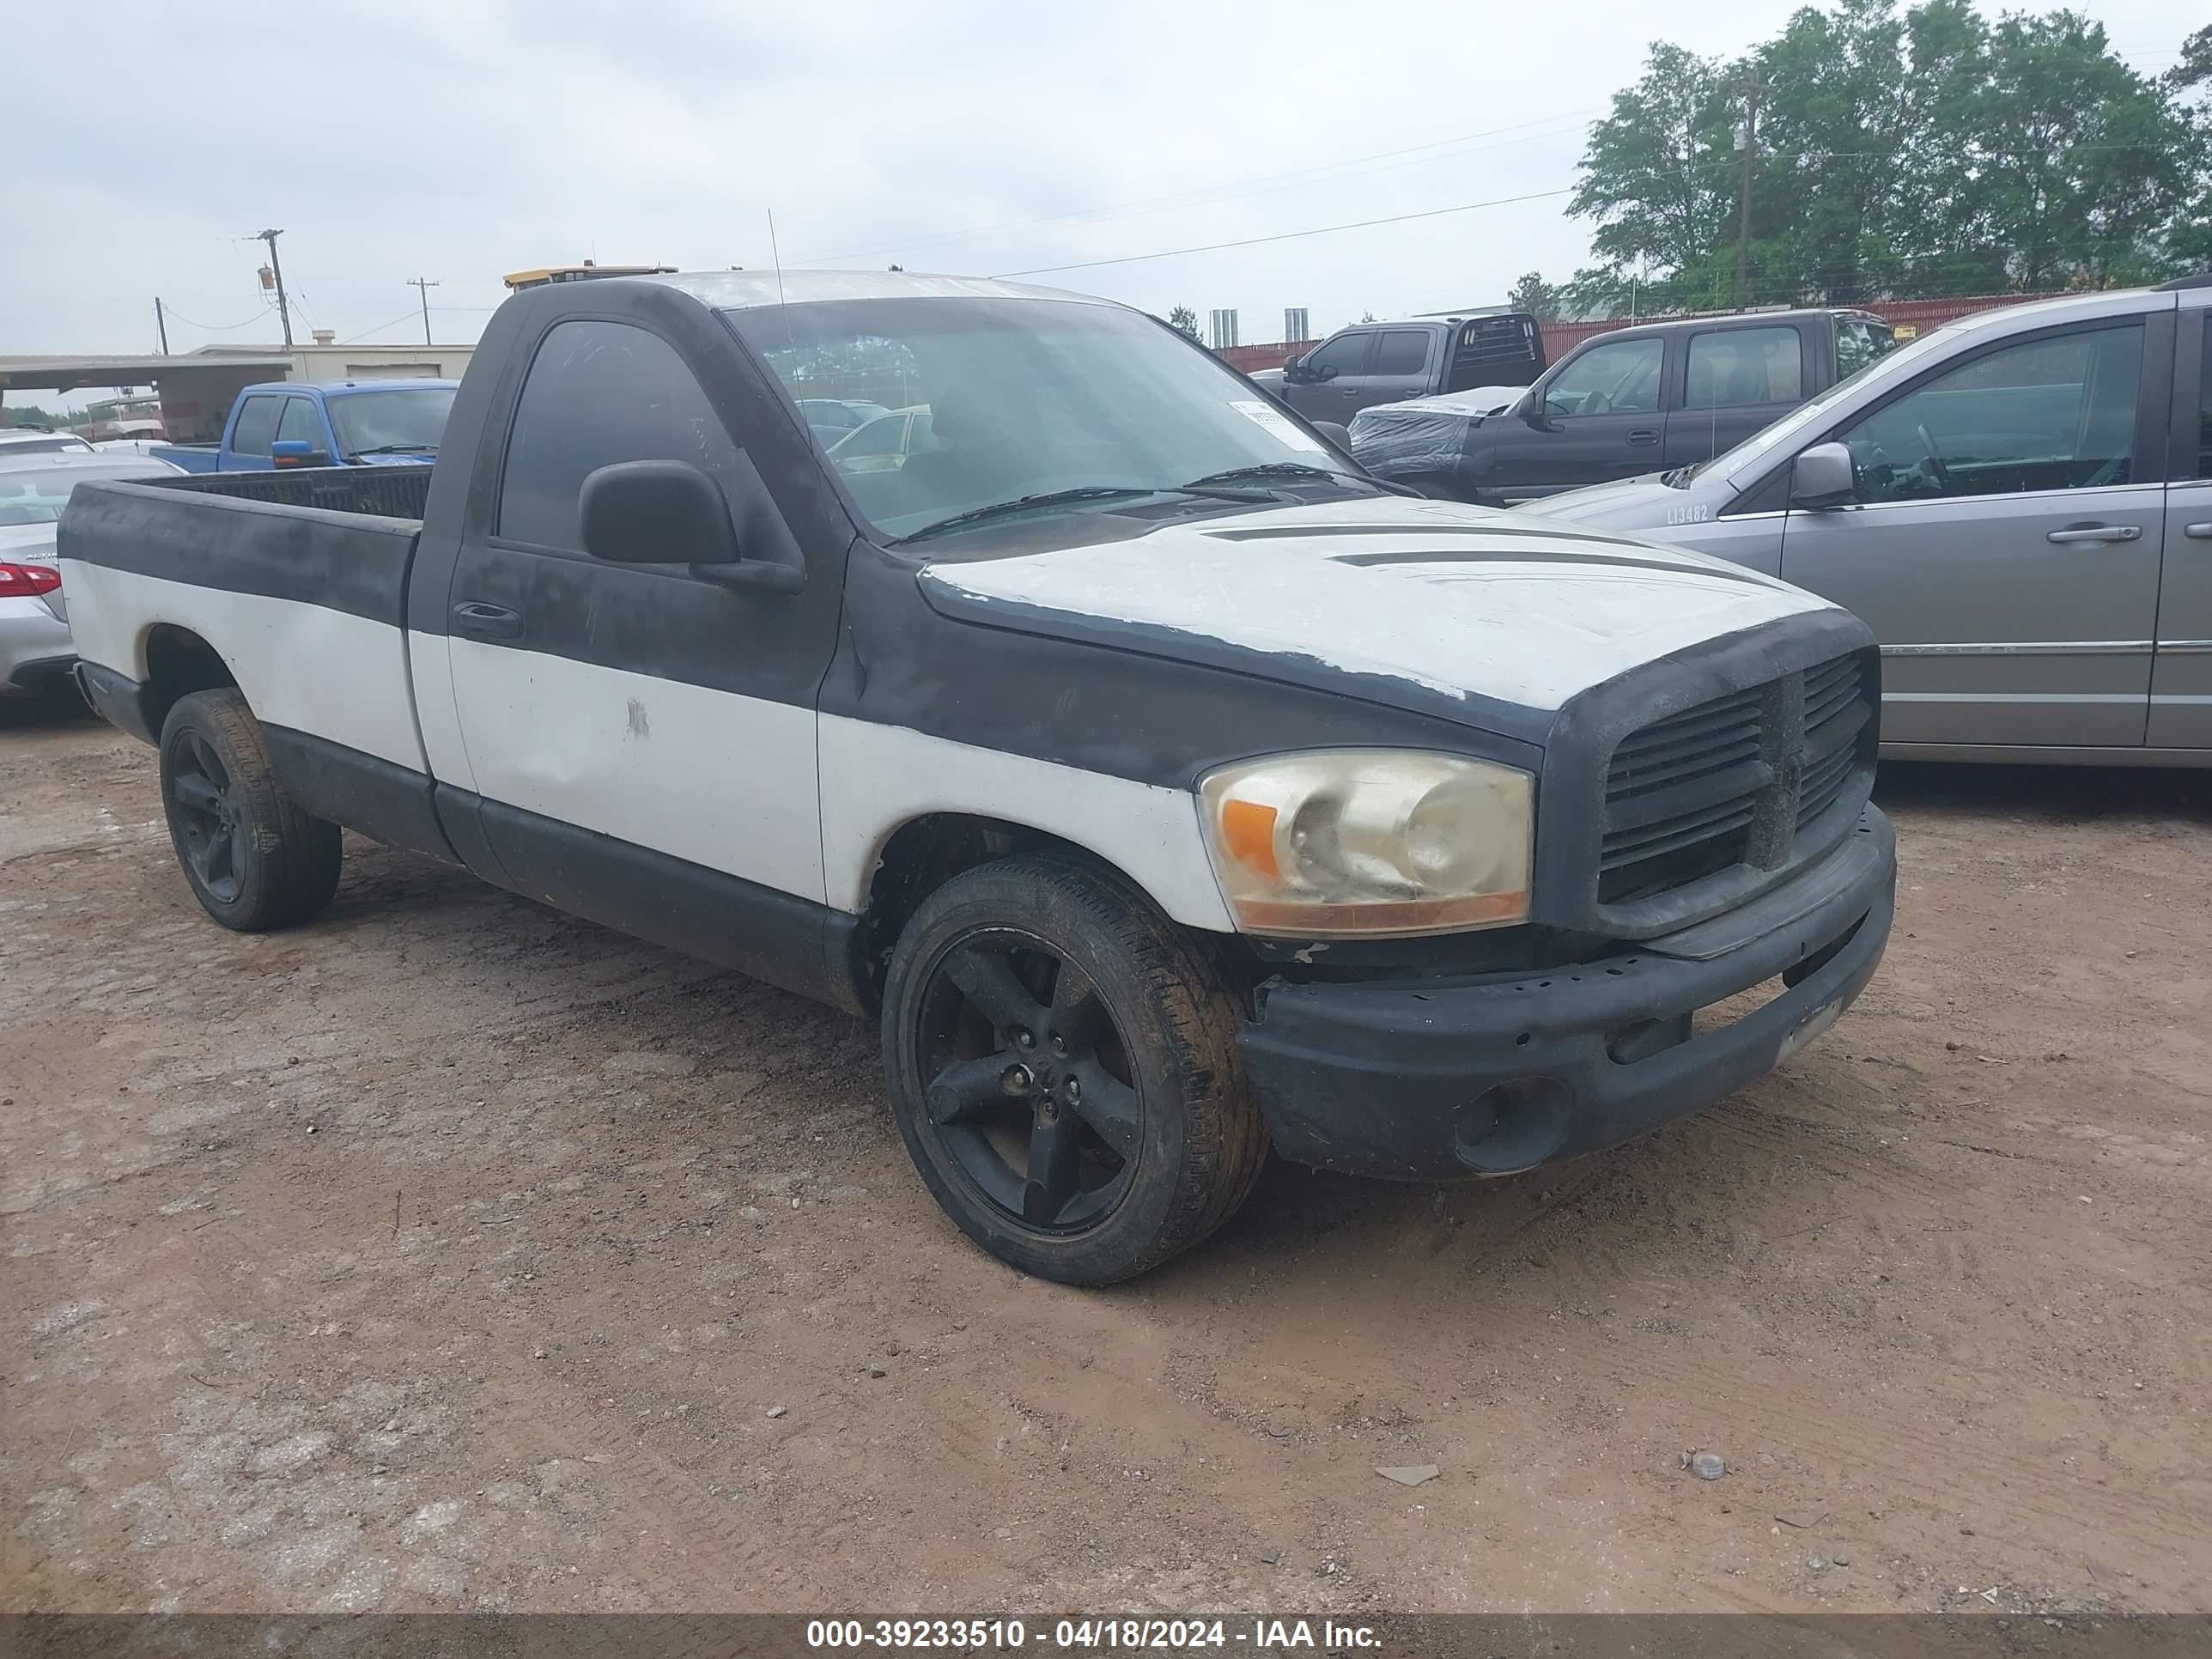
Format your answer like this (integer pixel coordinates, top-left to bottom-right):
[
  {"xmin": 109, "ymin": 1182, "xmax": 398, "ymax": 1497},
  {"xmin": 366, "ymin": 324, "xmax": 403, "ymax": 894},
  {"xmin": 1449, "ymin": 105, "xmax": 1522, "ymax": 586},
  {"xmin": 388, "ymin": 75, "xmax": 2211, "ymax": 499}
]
[{"xmin": 0, "ymin": 352, "xmax": 289, "ymax": 392}]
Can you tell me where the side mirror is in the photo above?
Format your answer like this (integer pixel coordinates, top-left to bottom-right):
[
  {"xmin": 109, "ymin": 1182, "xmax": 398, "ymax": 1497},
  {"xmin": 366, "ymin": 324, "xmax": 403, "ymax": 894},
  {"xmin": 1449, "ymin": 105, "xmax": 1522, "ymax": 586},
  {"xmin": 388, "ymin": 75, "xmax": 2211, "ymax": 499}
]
[
  {"xmin": 1310, "ymin": 420, "xmax": 1352, "ymax": 449},
  {"xmin": 270, "ymin": 439, "xmax": 330, "ymax": 468},
  {"xmin": 1790, "ymin": 441, "xmax": 1857, "ymax": 509},
  {"xmin": 1282, "ymin": 356, "xmax": 1311, "ymax": 385},
  {"xmin": 579, "ymin": 459, "xmax": 802, "ymax": 593}
]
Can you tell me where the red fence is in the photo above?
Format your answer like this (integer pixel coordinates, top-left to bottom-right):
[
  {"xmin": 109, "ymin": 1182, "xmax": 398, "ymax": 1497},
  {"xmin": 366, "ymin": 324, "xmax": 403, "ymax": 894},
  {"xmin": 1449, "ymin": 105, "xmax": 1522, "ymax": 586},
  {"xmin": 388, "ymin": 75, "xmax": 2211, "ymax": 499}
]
[{"xmin": 1218, "ymin": 291, "xmax": 2065, "ymax": 375}]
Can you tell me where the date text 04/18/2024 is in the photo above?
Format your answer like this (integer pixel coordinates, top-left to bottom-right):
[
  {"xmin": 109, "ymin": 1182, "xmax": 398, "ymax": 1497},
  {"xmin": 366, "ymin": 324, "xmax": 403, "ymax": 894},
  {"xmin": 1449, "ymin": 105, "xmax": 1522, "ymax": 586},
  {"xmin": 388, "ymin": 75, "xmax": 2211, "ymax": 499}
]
[{"xmin": 804, "ymin": 1618, "xmax": 1382, "ymax": 1650}]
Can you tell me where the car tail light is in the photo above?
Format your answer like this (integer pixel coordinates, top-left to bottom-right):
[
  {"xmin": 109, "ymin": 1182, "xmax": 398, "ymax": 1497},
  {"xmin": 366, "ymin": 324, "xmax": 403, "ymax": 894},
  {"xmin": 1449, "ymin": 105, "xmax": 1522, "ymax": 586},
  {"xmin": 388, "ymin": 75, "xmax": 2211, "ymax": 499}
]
[{"xmin": 0, "ymin": 562, "xmax": 63, "ymax": 597}]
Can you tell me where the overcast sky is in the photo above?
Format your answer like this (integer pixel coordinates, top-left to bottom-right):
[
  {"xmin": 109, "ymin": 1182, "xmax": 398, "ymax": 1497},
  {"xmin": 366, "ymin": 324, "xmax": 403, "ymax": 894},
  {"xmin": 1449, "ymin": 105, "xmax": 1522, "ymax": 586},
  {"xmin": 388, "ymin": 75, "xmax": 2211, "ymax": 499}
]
[{"xmin": 6, "ymin": 0, "xmax": 2200, "ymax": 391}]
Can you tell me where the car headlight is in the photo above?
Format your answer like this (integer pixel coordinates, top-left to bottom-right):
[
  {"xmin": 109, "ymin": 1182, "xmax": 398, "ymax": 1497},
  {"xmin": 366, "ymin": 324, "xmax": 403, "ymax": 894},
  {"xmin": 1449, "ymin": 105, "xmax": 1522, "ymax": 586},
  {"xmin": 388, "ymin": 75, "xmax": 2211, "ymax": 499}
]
[{"xmin": 1199, "ymin": 750, "xmax": 1533, "ymax": 938}]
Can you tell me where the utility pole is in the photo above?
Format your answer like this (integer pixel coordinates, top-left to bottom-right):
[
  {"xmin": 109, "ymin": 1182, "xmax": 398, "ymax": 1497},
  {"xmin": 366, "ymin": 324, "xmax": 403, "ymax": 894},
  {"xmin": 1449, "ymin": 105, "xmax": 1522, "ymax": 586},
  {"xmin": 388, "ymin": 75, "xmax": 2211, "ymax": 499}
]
[
  {"xmin": 1733, "ymin": 75, "xmax": 1768, "ymax": 312},
  {"xmin": 406, "ymin": 277, "xmax": 440, "ymax": 346},
  {"xmin": 155, "ymin": 297, "xmax": 170, "ymax": 355},
  {"xmin": 256, "ymin": 228, "xmax": 295, "ymax": 349}
]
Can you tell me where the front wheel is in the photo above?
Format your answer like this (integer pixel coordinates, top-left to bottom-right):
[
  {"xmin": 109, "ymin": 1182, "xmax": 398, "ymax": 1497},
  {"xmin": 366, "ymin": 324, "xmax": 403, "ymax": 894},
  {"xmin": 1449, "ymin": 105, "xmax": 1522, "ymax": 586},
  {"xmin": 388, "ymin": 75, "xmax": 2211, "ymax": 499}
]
[
  {"xmin": 159, "ymin": 688, "xmax": 343, "ymax": 931},
  {"xmin": 880, "ymin": 854, "xmax": 1268, "ymax": 1285}
]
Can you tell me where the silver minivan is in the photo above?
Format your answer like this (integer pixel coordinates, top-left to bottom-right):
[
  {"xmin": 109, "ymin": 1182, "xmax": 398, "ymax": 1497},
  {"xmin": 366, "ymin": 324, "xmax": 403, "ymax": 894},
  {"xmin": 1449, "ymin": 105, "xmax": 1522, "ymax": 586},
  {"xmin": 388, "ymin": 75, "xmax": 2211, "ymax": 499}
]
[{"xmin": 1524, "ymin": 276, "xmax": 2211, "ymax": 763}]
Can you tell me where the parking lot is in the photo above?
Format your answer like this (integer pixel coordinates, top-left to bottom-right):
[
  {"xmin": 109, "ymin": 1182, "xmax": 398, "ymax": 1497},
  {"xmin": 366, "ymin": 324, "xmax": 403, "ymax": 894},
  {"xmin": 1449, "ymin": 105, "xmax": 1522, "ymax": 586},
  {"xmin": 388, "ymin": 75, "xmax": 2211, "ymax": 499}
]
[{"xmin": 4, "ymin": 695, "xmax": 2208, "ymax": 1616}]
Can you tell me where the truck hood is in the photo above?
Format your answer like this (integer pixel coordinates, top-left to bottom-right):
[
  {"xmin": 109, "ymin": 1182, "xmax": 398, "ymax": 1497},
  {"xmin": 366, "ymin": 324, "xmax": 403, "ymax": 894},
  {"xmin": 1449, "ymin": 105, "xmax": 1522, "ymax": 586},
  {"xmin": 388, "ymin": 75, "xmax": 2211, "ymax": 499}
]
[{"xmin": 918, "ymin": 495, "xmax": 1835, "ymax": 716}]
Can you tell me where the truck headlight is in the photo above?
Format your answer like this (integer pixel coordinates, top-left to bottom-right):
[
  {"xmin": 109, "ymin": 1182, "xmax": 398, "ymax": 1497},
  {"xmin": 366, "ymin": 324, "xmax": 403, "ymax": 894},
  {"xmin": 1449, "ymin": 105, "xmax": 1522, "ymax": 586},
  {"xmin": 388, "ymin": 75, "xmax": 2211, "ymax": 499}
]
[{"xmin": 1199, "ymin": 750, "xmax": 1533, "ymax": 938}]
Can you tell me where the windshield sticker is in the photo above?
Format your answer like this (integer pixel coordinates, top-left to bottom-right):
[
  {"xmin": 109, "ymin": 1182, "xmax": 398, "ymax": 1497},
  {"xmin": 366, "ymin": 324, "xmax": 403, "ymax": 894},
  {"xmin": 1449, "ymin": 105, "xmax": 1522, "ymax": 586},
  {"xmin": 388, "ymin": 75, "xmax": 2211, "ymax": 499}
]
[{"xmin": 1229, "ymin": 399, "xmax": 1328, "ymax": 453}]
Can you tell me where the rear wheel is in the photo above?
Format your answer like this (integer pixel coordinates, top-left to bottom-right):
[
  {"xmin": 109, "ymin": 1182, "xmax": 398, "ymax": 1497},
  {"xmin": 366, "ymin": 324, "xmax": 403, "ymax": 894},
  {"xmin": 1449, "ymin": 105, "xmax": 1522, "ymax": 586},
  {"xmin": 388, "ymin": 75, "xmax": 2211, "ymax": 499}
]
[
  {"xmin": 881, "ymin": 854, "xmax": 1267, "ymax": 1285},
  {"xmin": 159, "ymin": 689, "xmax": 342, "ymax": 931}
]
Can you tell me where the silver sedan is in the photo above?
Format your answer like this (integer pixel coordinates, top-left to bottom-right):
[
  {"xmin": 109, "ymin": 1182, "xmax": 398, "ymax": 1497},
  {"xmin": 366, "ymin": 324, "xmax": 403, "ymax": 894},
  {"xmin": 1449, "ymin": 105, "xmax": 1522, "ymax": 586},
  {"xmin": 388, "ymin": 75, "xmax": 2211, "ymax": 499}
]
[{"xmin": 2, "ymin": 452, "xmax": 182, "ymax": 693}]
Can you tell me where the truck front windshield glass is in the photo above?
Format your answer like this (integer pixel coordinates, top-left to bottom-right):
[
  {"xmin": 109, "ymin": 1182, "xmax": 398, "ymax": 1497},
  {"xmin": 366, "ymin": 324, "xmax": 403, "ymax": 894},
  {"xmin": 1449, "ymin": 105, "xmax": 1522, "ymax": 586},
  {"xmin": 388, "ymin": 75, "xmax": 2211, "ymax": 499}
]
[
  {"xmin": 325, "ymin": 388, "xmax": 455, "ymax": 456},
  {"xmin": 726, "ymin": 297, "xmax": 1369, "ymax": 545}
]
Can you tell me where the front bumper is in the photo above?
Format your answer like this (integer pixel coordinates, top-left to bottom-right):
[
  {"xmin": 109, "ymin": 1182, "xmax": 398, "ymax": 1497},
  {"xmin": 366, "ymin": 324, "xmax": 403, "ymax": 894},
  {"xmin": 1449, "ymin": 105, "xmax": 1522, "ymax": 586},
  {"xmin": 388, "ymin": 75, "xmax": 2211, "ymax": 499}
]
[{"xmin": 1240, "ymin": 805, "xmax": 1895, "ymax": 1180}]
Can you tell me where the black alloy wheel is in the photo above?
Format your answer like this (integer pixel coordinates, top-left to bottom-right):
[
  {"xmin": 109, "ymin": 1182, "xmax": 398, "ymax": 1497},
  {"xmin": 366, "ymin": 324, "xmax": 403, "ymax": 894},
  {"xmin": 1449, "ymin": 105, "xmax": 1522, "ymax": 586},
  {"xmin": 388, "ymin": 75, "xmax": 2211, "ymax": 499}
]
[
  {"xmin": 915, "ymin": 930, "xmax": 1142, "ymax": 1232},
  {"xmin": 166, "ymin": 729, "xmax": 245, "ymax": 904}
]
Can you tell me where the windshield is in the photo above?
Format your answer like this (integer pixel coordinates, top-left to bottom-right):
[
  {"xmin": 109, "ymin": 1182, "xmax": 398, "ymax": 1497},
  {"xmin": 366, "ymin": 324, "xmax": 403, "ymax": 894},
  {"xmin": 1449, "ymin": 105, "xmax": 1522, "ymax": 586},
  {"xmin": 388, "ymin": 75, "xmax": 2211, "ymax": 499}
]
[
  {"xmin": 0, "ymin": 461, "xmax": 173, "ymax": 526},
  {"xmin": 1705, "ymin": 323, "xmax": 1958, "ymax": 485},
  {"xmin": 325, "ymin": 387, "xmax": 455, "ymax": 456},
  {"xmin": 0, "ymin": 434, "xmax": 93, "ymax": 456},
  {"xmin": 726, "ymin": 296, "xmax": 1366, "ymax": 544}
]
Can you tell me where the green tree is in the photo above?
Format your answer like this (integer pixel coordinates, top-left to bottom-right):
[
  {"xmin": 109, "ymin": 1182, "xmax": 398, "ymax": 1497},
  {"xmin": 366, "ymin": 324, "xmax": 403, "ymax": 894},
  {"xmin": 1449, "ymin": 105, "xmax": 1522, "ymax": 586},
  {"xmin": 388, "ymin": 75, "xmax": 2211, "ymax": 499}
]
[
  {"xmin": 1569, "ymin": 41, "xmax": 1740, "ymax": 310},
  {"xmin": 1166, "ymin": 305, "xmax": 1201, "ymax": 342},
  {"xmin": 1506, "ymin": 272, "xmax": 1570, "ymax": 319},
  {"xmin": 1569, "ymin": 3, "xmax": 2201, "ymax": 308},
  {"xmin": 1962, "ymin": 11, "xmax": 2197, "ymax": 289},
  {"xmin": 2162, "ymin": 24, "xmax": 2212, "ymax": 270}
]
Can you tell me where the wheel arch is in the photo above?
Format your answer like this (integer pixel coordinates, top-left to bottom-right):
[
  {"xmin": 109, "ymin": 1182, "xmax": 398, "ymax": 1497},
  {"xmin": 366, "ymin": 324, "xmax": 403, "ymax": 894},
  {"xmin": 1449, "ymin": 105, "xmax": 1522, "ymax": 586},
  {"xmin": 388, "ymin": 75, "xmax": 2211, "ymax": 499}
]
[
  {"xmin": 853, "ymin": 811, "xmax": 1226, "ymax": 1009},
  {"xmin": 140, "ymin": 623, "xmax": 240, "ymax": 738}
]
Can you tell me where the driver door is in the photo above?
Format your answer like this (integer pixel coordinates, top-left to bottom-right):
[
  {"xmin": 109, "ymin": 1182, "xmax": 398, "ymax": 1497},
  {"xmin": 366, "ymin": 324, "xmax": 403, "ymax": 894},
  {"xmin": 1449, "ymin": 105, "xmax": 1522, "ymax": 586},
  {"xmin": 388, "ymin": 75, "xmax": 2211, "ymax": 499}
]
[
  {"xmin": 1487, "ymin": 335, "xmax": 1667, "ymax": 496},
  {"xmin": 1778, "ymin": 317, "xmax": 2166, "ymax": 749}
]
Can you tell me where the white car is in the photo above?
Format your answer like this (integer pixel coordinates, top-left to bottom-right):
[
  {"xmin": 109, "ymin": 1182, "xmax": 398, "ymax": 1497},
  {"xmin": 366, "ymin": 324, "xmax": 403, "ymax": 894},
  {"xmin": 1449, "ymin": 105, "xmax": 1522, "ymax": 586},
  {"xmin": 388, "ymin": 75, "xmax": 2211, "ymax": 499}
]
[
  {"xmin": 0, "ymin": 428, "xmax": 95, "ymax": 460},
  {"xmin": 1, "ymin": 450, "xmax": 182, "ymax": 693}
]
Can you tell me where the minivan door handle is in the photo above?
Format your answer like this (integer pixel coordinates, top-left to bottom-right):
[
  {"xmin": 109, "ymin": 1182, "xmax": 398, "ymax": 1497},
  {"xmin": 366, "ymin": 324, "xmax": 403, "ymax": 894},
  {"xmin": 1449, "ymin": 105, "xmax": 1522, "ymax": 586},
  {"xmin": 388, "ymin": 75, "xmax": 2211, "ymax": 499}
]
[
  {"xmin": 2185, "ymin": 522, "xmax": 2212, "ymax": 540},
  {"xmin": 2045, "ymin": 524, "xmax": 2141, "ymax": 545},
  {"xmin": 1627, "ymin": 428, "xmax": 1661, "ymax": 445},
  {"xmin": 452, "ymin": 601, "xmax": 523, "ymax": 640}
]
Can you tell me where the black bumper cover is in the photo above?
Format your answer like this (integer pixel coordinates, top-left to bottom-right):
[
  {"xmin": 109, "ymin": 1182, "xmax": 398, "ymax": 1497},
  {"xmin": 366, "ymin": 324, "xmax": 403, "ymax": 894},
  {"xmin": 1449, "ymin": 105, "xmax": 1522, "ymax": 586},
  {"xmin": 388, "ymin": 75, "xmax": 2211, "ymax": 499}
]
[
  {"xmin": 1240, "ymin": 805, "xmax": 1895, "ymax": 1181},
  {"xmin": 73, "ymin": 660, "xmax": 158, "ymax": 744}
]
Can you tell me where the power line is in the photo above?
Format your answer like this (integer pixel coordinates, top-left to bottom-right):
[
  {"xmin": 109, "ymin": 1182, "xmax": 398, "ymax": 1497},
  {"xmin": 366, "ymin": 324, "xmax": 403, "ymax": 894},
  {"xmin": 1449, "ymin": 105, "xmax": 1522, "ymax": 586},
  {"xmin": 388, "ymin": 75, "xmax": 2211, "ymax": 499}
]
[
  {"xmin": 800, "ymin": 112, "xmax": 1601, "ymax": 265},
  {"xmin": 991, "ymin": 187, "xmax": 1576, "ymax": 279},
  {"xmin": 159, "ymin": 303, "xmax": 280, "ymax": 333}
]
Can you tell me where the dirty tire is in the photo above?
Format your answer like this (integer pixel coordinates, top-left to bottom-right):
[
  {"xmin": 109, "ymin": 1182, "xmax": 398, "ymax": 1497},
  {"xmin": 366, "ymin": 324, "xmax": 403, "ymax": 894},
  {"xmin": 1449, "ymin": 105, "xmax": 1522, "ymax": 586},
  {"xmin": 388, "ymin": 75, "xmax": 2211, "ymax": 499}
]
[
  {"xmin": 882, "ymin": 853, "xmax": 1268, "ymax": 1285},
  {"xmin": 158, "ymin": 688, "xmax": 342, "ymax": 932}
]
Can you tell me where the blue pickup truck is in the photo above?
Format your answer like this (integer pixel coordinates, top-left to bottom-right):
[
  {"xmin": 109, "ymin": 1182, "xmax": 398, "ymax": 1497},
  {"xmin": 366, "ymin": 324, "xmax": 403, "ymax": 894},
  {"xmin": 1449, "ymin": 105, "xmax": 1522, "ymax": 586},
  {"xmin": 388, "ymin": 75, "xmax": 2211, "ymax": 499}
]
[{"xmin": 153, "ymin": 379, "xmax": 457, "ymax": 474}]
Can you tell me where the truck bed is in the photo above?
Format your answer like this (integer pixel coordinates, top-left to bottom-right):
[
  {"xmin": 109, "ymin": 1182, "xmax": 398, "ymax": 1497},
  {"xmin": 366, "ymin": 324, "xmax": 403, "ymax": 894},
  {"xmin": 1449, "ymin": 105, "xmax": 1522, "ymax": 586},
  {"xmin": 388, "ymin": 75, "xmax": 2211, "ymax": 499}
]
[{"xmin": 58, "ymin": 469, "xmax": 435, "ymax": 836}]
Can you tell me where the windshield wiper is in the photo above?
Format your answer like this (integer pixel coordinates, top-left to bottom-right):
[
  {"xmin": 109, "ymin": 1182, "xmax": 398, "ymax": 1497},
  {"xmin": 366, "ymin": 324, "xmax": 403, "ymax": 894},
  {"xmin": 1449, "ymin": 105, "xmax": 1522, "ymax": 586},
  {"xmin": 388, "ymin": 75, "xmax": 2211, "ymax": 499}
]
[
  {"xmin": 350, "ymin": 443, "xmax": 439, "ymax": 456},
  {"xmin": 1180, "ymin": 461, "xmax": 1376, "ymax": 491},
  {"xmin": 898, "ymin": 483, "xmax": 1264, "ymax": 544}
]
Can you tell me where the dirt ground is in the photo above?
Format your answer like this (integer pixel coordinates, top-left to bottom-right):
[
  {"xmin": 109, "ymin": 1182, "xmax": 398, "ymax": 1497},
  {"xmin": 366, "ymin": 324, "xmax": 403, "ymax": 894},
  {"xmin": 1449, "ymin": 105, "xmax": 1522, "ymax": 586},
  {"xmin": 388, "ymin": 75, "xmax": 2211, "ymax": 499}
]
[{"xmin": 3, "ymin": 694, "xmax": 2209, "ymax": 1619}]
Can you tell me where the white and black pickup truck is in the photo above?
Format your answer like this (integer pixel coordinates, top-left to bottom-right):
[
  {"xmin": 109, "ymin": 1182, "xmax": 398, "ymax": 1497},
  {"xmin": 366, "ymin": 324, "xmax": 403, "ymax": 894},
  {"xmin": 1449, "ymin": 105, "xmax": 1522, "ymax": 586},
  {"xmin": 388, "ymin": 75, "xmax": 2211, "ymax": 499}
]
[{"xmin": 60, "ymin": 270, "xmax": 1896, "ymax": 1284}]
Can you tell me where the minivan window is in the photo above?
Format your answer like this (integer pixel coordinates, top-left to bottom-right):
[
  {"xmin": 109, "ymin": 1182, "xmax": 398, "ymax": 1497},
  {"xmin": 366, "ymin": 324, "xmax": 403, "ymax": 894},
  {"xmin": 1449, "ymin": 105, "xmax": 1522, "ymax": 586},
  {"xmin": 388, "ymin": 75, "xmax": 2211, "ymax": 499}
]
[
  {"xmin": 1371, "ymin": 331, "xmax": 1431, "ymax": 377},
  {"xmin": 499, "ymin": 320, "xmax": 741, "ymax": 550},
  {"xmin": 229, "ymin": 396, "xmax": 283, "ymax": 458},
  {"xmin": 1838, "ymin": 323, "xmax": 2143, "ymax": 504},
  {"xmin": 2198, "ymin": 326, "xmax": 2212, "ymax": 478},
  {"xmin": 1542, "ymin": 337, "xmax": 1663, "ymax": 416},
  {"xmin": 1685, "ymin": 326, "xmax": 1803, "ymax": 409}
]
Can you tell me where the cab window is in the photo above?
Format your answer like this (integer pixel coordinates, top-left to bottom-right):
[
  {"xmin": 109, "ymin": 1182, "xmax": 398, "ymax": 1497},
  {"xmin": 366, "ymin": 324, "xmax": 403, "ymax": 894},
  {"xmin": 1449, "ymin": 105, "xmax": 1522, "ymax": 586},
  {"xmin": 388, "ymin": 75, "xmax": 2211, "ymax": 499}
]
[
  {"xmin": 498, "ymin": 320, "xmax": 741, "ymax": 550},
  {"xmin": 1542, "ymin": 337, "xmax": 1663, "ymax": 416},
  {"xmin": 1303, "ymin": 332, "xmax": 1370, "ymax": 379},
  {"xmin": 1685, "ymin": 326, "xmax": 1803, "ymax": 410},
  {"xmin": 1370, "ymin": 331, "xmax": 1431, "ymax": 377},
  {"xmin": 1838, "ymin": 323, "xmax": 2143, "ymax": 505},
  {"xmin": 276, "ymin": 398, "xmax": 324, "ymax": 447},
  {"xmin": 229, "ymin": 396, "xmax": 282, "ymax": 458}
]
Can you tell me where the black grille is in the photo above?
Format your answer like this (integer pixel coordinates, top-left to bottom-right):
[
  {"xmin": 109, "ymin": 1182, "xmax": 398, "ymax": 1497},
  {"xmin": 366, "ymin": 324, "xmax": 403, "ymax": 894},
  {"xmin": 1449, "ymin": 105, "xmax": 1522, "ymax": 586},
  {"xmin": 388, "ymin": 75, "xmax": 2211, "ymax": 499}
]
[{"xmin": 1600, "ymin": 653, "xmax": 1871, "ymax": 905}]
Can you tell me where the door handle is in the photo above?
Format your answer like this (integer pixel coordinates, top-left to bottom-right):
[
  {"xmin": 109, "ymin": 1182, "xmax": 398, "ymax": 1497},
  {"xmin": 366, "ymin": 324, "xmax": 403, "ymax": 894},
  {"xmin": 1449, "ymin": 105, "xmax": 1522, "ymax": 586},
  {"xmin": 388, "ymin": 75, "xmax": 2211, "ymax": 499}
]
[
  {"xmin": 1628, "ymin": 428, "xmax": 1661, "ymax": 445},
  {"xmin": 452, "ymin": 601, "xmax": 523, "ymax": 640},
  {"xmin": 2045, "ymin": 524, "xmax": 2141, "ymax": 545},
  {"xmin": 2185, "ymin": 522, "xmax": 2212, "ymax": 540}
]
